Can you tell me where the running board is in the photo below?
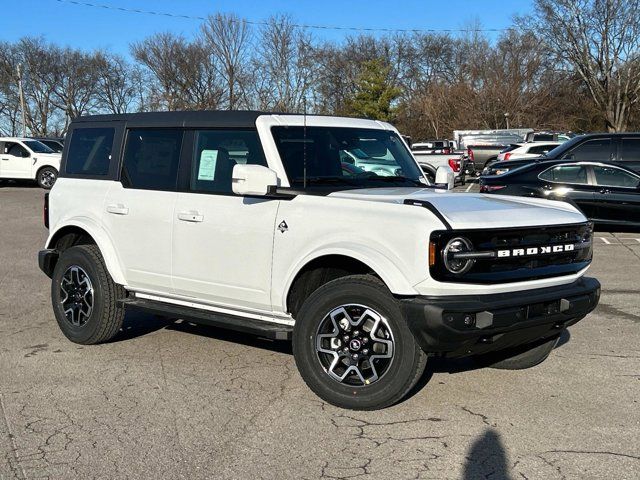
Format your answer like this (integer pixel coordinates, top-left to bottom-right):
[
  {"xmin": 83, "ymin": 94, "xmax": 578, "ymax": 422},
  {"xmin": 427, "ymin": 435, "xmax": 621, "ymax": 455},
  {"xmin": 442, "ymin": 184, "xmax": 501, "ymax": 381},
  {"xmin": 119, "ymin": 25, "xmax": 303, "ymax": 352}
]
[{"xmin": 118, "ymin": 298, "xmax": 292, "ymax": 341}]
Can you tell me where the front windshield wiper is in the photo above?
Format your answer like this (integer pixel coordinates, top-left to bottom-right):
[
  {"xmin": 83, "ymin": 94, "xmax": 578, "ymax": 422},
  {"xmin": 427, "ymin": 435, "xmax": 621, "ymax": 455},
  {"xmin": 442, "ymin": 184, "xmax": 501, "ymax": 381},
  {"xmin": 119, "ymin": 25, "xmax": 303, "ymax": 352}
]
[{"xmin": 364, "ymin": 175, "xmax": 425, "ymax": 187}]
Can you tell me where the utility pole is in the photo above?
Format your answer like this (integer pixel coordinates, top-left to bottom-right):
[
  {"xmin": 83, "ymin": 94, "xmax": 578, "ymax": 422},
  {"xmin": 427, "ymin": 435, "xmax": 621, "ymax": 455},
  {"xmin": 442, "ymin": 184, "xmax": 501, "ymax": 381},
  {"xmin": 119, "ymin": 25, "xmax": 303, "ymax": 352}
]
[{"xmin": 16, "ymin": 64, "xmax": 27, "ymax": 137}]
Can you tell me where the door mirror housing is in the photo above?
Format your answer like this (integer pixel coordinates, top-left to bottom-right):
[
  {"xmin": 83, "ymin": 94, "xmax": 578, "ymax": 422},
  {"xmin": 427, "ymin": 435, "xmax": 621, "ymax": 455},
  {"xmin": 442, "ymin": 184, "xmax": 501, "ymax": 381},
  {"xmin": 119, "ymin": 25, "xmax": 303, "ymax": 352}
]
[
  {"xmin": 434, "ymin": 165, "xmax": 455, "ymax": 190},
  {"xmin": 562, "ymin": 153, "xmax": 575, "ymax": 161},
  {"xmin": 232, "ymin": 164, "xmax": 278, "ymax": 196}
]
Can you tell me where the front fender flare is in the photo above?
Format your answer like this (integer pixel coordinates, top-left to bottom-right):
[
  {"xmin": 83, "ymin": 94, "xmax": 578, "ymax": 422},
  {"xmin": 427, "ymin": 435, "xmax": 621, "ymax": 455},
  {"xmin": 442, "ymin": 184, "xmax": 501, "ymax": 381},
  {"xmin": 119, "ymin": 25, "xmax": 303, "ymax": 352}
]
[{"xmin": 280, "ymin": 243, "xmax": 419, "ymax": 312}]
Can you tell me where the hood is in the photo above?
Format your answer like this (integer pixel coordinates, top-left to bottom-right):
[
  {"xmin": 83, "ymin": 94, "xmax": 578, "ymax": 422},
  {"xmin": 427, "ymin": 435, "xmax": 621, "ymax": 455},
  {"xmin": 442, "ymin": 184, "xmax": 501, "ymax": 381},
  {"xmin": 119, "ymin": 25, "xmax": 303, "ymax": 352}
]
[{"xmin": 328, "ymin": 188, "xmax": 586, "ymax": 229}]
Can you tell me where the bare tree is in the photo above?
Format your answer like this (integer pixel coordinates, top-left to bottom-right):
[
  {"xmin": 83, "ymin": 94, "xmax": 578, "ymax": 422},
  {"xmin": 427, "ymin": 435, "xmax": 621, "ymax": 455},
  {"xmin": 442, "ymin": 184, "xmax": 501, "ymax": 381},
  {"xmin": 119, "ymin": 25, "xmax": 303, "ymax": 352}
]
[
  {"xmin": 132, "ymin": 33, "xmax": 223, "ymax": 111},
  {"xmin": 252, "ymin": 15, "xmax": 315, "ymax": 111},
  {"xmin": 524, "ymin": 0, "xmax": 640, "ymax": 131},
  {"xmin": 201, "ymin": 13, "xmax": 251, "ymax": 109},
  {"xmin": 94, "ymin": 53, "xmax": 139, "ymax": 114}
]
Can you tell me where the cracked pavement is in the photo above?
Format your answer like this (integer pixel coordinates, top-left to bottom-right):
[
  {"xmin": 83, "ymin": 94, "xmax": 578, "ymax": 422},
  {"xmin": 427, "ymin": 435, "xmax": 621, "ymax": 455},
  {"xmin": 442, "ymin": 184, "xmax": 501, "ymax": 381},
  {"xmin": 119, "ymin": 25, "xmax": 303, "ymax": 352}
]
[{"xmin": 1, "ymin": 185, "xmax": 639, "ymax": 480}]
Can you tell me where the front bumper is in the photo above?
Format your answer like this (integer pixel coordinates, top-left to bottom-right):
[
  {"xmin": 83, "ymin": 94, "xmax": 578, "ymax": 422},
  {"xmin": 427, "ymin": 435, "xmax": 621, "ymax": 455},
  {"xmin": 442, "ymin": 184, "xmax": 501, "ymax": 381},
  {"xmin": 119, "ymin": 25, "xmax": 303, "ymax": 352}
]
[{"xmin": 400, "ymin": 277, "xmax": 600, "ymax": 357}]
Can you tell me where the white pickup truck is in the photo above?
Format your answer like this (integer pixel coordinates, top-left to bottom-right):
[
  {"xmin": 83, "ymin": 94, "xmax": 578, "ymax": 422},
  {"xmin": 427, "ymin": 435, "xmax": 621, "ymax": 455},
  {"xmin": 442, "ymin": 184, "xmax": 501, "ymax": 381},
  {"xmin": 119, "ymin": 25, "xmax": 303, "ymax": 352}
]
[
  {"xmin": 38, "ymin": 111, "xmax": 600, "ymax": 410},
  {"xmin": 410, "ymin": 142, "xmax": 465, "ymax": 184},
  {"xmin": 0, "ymin": 137, "xmax": 61, "ymax": 188}
]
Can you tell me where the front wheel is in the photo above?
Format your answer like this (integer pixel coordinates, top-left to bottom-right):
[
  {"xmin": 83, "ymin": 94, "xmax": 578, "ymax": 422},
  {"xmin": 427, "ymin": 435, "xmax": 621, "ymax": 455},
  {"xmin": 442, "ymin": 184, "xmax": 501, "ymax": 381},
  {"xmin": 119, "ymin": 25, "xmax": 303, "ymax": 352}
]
[
  {"xmin": 37, "ymin": 167, "xmax": 58, "ymax": 189},
  {"xmin": 292, "ymin": 275, "xmax": 427, "ymax": 410}
]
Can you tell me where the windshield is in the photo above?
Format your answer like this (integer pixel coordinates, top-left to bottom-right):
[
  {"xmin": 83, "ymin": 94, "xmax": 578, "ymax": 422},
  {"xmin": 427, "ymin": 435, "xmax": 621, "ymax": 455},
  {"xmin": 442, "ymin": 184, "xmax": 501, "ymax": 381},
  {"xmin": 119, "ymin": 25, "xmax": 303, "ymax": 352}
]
[
  {"xmin": 23, "ymin": 140, "xmax": 55, "ymax": 154},
  {"xmin": 271, "ymin": 126, "xmax": 425, "ymax": 189}
]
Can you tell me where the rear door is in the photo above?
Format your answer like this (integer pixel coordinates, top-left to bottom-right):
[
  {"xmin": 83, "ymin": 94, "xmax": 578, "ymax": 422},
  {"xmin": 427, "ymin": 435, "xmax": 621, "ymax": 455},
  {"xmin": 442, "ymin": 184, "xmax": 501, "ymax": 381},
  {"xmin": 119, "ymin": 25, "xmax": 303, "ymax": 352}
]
[
  {"xmin": 538, "ymin": 164, "xmax": 599, "ymax": 218},
  {"xmin": 171, "ymin": 129, "xmax": 280, "ymax": 313},
  {"xmin": 102, "ymin": 128, "xmax": 182, "ymax": 293},
  {"xmin": 590, "ymin": 164, "xmax": 640, "ymax": 224}
]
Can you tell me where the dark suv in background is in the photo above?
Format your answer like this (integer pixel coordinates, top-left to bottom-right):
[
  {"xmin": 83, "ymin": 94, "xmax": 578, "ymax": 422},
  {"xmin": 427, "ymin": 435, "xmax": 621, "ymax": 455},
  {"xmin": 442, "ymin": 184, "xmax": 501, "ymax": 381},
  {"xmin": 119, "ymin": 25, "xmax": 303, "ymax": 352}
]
[{"xmin": 483, "ymin": 133, "xmax": 640, "ymax": 176}]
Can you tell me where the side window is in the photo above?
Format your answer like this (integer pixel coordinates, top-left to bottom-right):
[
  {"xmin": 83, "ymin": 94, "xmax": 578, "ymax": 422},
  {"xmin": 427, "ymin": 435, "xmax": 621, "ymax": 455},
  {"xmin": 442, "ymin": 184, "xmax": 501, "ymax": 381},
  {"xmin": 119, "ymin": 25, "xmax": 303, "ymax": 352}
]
[
  {"xmin": 190, "ymin": 130, "xmax": 266, "ymax": 194},
  {"xmin": 568, "ymin": 139, "xmax": 611, "ymax": 161},
  {"xmin": 539, "ymin": 165, "xmax": 588, "ymax": 184},
  {"xmin": 592, "ymin": 166, "xmax": 640, "ymax": 188},
  {"xmin": 620, "ymin": 138, "xmax": 640, "ymax": 162},
  {"xmin": 7, "ymin": 143, "xmax": 28, "ymax": 157},
  {"xmin": 121, "ymin": 129, "xmax": 183, "ymax": 191},
  {"xmin": 66, "ymin": 128, "xmax": 115, "ymax": 176}
]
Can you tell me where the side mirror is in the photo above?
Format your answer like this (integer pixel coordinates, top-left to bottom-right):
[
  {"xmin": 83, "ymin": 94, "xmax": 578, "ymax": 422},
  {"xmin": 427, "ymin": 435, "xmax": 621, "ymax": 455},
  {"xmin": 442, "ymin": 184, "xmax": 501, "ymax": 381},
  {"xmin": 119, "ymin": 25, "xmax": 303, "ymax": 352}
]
[
  {"xmin": 232, "ymin": 164, "xmax": 278, "ymax": 196},
  {"xmin": 434, "ymin": 165, "xmax": 455, "ymax": 190},
  {"xmin": 562, "ymin": 153, "xmax": 575, "ymax": 161}
]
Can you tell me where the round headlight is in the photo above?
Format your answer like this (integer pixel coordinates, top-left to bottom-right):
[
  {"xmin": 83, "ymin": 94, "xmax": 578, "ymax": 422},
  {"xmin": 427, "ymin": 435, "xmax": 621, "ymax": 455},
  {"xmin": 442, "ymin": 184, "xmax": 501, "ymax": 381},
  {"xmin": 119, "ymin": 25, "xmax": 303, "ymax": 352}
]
[{"xmin": 442, "ymin": 237, "xmax": 475, "ymax": 274}]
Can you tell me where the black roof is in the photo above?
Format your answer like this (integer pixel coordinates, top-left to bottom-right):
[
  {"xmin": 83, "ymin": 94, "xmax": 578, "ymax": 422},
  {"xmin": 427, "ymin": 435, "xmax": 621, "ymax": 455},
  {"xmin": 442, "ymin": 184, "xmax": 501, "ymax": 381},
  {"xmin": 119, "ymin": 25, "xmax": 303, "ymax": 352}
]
[{"xmin": 73, "ymin": 110, "xmax": 287, "ymax": 128}]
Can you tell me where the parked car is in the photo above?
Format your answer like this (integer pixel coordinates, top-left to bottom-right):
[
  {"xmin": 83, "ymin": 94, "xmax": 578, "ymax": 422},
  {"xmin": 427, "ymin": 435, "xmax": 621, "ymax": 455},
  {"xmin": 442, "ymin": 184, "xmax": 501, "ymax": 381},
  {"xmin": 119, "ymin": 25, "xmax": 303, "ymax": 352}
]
[
  {"xmin": 483, "ymin": 133, "xmax": 640, "ymax": 176},
  {"xmin": 30, "ymin": 137, "xmax": 65, "ymax": 153},
  {"xmin": 39, "ymin": 110, "xmax": 599, "ymax": 410},
  {"xmin": 479, "ymin": 160, "xmax": 640, "ymax": 228},
  {"xmin": 0, "ymin": 137, "xmax": 61, "ymax": 188},
  {"xmin": 496, "ymin": 142, "xmax": 562, "ymax": 162}
]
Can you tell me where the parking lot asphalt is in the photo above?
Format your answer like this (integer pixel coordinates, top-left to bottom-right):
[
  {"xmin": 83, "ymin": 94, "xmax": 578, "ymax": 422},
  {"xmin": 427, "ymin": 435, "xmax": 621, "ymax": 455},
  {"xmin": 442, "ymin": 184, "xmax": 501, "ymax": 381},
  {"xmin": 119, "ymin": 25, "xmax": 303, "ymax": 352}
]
[{"xmin": 1, "ymin": 183, "xmax": 639, "ymax": 480}]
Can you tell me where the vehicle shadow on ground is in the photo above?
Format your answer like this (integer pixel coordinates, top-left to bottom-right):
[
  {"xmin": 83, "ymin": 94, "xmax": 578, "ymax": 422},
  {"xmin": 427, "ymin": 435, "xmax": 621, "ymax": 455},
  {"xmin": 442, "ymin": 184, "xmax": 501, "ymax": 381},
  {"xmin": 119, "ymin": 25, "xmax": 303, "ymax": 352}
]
[
  {"xmin": 116, "ymin": 310, "xmax": 571, "ymax": 398},
  {"xmin": 0, "ymin": 179, "xmax": 39, "ymax": 189},
  {"xmin": 404, "ymin": 329, "xmax": 571, "ymax": 401},
  {"xmin": 115, "ymin": 309, "xmax": 292, "ymax": 354}
]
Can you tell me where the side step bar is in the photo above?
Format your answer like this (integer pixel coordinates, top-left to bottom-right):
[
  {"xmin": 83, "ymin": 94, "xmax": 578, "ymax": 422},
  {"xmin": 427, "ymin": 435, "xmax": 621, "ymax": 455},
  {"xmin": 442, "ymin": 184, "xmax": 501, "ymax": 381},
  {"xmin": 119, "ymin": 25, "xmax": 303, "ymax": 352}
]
[{"xmin": 118, "ymin": 298, "xmax": 292, "ymax": 341}]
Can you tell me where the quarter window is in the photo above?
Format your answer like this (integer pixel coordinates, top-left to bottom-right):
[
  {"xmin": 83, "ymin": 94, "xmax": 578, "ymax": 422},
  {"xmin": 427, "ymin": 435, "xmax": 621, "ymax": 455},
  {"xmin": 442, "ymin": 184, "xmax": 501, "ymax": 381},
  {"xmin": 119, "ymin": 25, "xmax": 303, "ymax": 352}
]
[
  {"xmin": 539, "ymin": 165, "xmax": 588, "ymax": 184},
  {"xmin": 190, "ymin": 130, "xmax": 267, "ymax": 194},
  {"xmin": 66, "ymin": 128, "xmax": 114, "ymax": 176},
  {"xmin": 592, "ymin": 166, "xmax": 640, "ymax": 188},
  {"xmin": 620, "ymin": 138, "xmax": 640, "ymax": 162},
  {"xmin": 121, "ymin": 129, "xmax": 183, "ymax": 191}
]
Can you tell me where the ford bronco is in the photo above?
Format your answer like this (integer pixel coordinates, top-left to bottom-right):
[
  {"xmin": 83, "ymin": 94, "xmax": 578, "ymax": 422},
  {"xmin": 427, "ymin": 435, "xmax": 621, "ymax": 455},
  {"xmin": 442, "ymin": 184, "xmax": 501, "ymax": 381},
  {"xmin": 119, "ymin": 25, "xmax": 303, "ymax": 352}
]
[{"xmin": 38, "ymin": 111, "xmax": 600, "ymax": 410}]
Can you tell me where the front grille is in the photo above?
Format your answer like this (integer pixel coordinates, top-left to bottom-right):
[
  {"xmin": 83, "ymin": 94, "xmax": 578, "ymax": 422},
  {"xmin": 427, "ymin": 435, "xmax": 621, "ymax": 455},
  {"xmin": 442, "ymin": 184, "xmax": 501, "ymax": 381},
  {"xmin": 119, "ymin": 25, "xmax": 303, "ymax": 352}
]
[{"xmin": 430, "ymin": 223, "xmax": 593, "ymax": 284}]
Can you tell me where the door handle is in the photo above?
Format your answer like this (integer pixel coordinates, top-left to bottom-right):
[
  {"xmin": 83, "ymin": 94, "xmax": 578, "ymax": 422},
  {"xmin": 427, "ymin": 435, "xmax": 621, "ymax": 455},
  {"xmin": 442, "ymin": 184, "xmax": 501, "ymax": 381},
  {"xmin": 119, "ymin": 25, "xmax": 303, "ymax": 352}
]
[
  {"xmin": 106, "ymin": 204, "xmax": 129, "ymax": 215},
  {"xmin": 1, "ymin": 158, "xmax": 8, "ymax": 161},
  {"xmin": 178, "ymin": 211, "xmax": 204, "ymax": 223}
]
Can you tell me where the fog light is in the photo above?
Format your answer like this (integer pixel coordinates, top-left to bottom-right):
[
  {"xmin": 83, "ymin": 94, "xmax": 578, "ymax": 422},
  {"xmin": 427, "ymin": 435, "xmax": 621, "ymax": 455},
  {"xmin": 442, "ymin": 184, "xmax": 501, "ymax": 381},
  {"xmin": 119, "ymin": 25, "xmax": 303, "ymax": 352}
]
[{"xmin": 443, "ymin": 237, "xmax": 475, "ymax": 274}]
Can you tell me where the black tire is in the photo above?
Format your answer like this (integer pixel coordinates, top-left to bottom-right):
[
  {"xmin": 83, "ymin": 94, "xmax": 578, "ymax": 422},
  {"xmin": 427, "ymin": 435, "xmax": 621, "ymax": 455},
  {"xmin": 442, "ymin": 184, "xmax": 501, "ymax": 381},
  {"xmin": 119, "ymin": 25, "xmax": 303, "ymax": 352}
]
[
  {"xmin": 477, "ymin": 334, "xmax": 561, "ymax": 370},
  {"xmin": 292, "ymin": 274, "xmax": 427, "ymax": 410},
  {"xmin": 37, "ymin": 167, "xmax": 58, "ymax": 189},
  {"xmin": 51, "ymin": 244, "xmax": 125, "ymax": 344}
]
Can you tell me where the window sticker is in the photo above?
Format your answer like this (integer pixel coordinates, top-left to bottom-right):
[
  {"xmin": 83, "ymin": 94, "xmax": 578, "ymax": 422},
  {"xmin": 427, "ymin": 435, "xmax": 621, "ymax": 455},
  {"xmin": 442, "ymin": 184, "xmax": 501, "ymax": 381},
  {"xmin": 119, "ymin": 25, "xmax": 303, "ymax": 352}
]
[{"xmin": 197, "ymin": 150, "xmax": 218, "ymax": 181}]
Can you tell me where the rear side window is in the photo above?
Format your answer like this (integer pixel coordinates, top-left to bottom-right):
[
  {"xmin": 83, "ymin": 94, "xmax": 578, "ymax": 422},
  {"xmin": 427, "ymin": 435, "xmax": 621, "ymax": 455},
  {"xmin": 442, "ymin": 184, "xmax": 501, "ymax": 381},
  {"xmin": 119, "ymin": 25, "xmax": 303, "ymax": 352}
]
[
  {"xmin": 539, "ymin": 165, "xmax": 588, "ymax": 184},
  {"xmin": 527, "ymin": 144, "xmax": 554, "ymax": 155},
  {"xmin": 620, "ymin": 138, "xmax": 640, "ymax": 162},
  {"xmin": 568, "ymin": 139, "xmax": 611, "ymax": 161},
  {"xmin": 121, "ymin": 129, "xmax": 183, "ymax": 191},
  {"xmin": 592, "ymin": 166, "xmax": 640, "ymax": 188},
  {"xmin": 66, "ymin": 128, "xmax": 114, "ymax": 175}
]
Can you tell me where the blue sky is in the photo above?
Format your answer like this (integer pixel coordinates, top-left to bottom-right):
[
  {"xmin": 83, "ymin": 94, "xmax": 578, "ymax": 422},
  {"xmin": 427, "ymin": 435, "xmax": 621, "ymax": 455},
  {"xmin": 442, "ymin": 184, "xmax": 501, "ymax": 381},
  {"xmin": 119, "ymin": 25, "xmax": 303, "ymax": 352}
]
[{"xmin": 4, "ymin": 0, "xmax": 534, "ymax": 55}]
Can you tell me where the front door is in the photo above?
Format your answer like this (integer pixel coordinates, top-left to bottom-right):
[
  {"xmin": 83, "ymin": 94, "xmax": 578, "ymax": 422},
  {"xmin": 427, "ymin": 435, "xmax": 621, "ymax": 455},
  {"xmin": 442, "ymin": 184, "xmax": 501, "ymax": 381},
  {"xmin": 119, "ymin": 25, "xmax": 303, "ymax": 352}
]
[
  {"xmin": 171, "ymin": 129, "xmax": 279, "ymax": 313},
  {"xmin": 0, "ymin": 142, "xmax": 31, "ymax": 178}
]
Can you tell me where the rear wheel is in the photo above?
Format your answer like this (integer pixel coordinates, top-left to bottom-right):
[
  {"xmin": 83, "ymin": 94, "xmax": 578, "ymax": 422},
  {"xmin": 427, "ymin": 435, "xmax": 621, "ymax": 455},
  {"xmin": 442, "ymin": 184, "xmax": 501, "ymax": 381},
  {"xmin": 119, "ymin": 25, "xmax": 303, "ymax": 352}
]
[
  {"xmin": 37, "ymin": 167, "xmax": 57, "ymax": 189},
  {"xmin": 476, "ymin": 334, "xmax": 561, "ymax": 370},
  {"xmin": 51, "ymin": 244, "xmax": 125, "ymax": 344},
  {"xmin": 292, "ymin": 275, "xmax": 427, "ymax": 410}
]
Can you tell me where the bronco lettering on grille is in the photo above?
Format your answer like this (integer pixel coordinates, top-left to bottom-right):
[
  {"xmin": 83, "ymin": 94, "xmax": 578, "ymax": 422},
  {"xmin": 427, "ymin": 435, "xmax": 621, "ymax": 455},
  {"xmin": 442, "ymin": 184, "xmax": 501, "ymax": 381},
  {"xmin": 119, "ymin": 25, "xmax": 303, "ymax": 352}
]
[{"xmin": 497, "ymin": 244, "xmax": 575, "ymax": 258}]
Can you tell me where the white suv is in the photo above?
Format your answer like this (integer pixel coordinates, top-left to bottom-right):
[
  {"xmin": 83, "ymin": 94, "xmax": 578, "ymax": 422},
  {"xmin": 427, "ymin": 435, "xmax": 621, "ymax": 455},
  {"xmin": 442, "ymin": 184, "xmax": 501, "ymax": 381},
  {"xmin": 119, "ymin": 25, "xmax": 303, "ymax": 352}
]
[
  {"xmin": 0, "ymin": 137, "xmax": 62, "ymax": 188},
  {"xmin": 38, "ymin": 111, "xmax": 600, "ymax": 410}
]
